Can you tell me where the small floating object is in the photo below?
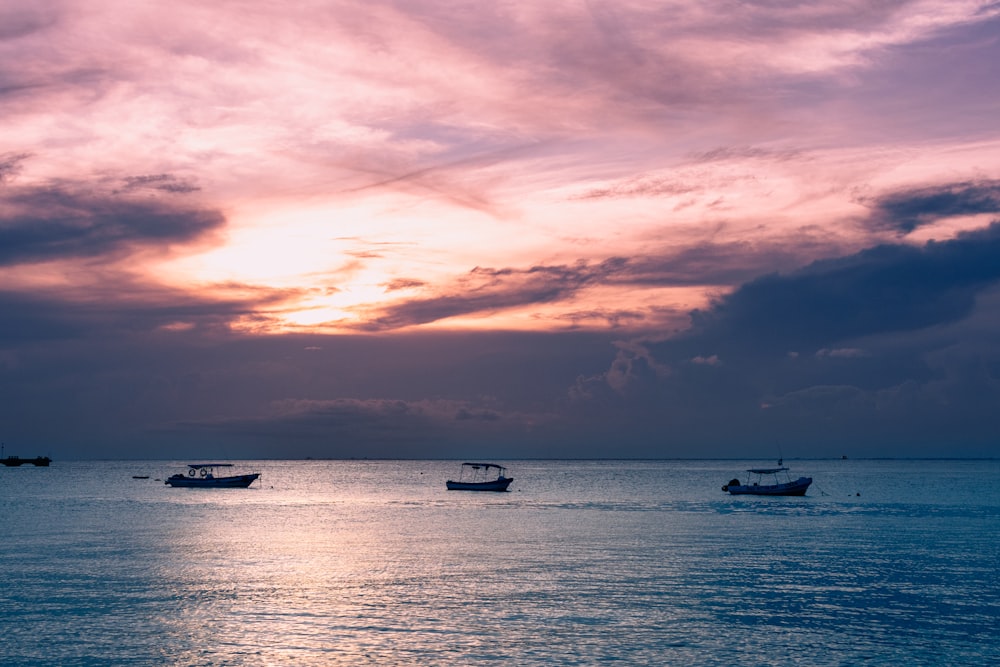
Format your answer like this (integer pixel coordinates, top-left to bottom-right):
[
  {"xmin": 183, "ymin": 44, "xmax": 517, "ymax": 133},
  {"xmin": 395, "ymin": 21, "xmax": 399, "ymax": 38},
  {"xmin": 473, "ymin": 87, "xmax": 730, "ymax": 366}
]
[{"xmin": 132, "ymin": 475, "xmax": 150, "ymax": 479}]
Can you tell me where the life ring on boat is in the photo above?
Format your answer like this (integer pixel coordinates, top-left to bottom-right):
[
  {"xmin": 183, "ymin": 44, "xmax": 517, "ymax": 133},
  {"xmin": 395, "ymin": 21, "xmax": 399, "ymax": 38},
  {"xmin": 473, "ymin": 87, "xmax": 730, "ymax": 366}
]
[
  {"xmin": 200, "ymin": 468, "xmax": 208, "ymax": 477},
  {"xmin": 188, "ymin": 468, "xmax": 197, "ymax": 477}
]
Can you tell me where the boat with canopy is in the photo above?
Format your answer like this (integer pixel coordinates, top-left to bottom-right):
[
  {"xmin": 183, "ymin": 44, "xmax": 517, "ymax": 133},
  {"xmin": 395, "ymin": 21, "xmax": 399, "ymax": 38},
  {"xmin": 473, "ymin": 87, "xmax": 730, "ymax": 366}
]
[
  {"xmin": 446, "ymin": 462, "xmax": 513, "ymax": 491},
  {"xmin": 722, "ymin": 463, "xmax": 811, "ymax": 496}
]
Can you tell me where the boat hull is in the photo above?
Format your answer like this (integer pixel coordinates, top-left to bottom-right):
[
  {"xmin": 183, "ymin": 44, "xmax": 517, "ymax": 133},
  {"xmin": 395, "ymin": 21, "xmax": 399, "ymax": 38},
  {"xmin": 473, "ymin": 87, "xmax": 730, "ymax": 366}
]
[
  {"xmin": 726, "ymin": 477, "xmax": 812, "ymax": 496},
  {"xmin": 446, "ymin": 477, "xmax": 513, "ymax": 492},
  {"xmin": 165, "ymin": 473, "xmax": 260, "ymax": 488}
]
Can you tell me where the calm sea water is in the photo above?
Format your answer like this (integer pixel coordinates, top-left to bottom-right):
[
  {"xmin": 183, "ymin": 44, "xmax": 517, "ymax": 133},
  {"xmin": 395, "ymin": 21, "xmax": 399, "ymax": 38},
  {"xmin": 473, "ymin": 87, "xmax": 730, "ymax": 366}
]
[{"xmin": 2, "ymin": 459, "xmax": 998, "ymax": 666}]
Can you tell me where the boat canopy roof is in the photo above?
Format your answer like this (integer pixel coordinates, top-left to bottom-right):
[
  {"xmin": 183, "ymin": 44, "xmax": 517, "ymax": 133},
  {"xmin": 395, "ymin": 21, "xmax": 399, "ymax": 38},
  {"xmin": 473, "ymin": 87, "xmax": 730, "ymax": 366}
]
[
  {"xmin": 462, "ymin": 462, "xmax": 505, "ymax": 469},
  {"xmin": 747, "ymin": 467, "xmax": 789, "ymax": 474},
  {"xmin": 187, "ymin": 463, "xmax": 234, "ymax": 468}
]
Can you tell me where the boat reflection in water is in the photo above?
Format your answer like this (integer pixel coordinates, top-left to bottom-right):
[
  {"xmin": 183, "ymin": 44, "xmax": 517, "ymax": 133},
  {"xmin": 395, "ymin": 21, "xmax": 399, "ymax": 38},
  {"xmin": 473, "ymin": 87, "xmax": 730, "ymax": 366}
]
[
  {"xmin": 446, "ymin": 462, "xmax": 513, "ymax": 492},
  {"xmin": 164, "ymin": 463, "xmax": 260, "ymax": 488}
]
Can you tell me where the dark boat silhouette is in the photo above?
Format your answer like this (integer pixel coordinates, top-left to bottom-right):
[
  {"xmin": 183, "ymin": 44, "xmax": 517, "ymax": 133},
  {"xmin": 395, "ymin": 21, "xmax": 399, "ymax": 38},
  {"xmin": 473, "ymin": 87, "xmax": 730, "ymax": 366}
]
[
  {"xmin": 722, "ymin": 463, "xmax": 811, "ymax": 496},
  {"xmin": 2, "ymin": 455, "xmax": 52, "ymax": 467},
  {"xmin": 446, "ymin": 462, "xmax": 513, "ymax": 491},
  {"xmin": 164, "ymin": 463, "xmax": 260, "ymax": 488}
]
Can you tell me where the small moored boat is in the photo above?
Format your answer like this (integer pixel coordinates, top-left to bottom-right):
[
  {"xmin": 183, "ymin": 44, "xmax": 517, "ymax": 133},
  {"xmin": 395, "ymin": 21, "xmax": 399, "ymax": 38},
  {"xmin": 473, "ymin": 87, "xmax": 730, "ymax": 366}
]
[
  {"xmin": 722, "ymin": 463, "xmax": 811, "ymax": 496},
  {"xmin": 446, "ymin": 462, "xmax": 513, "ymax": 492},
  {"xmin": 165, "ymin": 463, "xmax": 260, "ymax": 488}
]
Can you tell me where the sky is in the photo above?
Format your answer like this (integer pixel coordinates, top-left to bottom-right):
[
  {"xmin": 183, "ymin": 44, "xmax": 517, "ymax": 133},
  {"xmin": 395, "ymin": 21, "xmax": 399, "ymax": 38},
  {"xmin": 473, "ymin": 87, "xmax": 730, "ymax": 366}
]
[{"xmin": 2, "ymin": 0, "xmax": 1000, "ymax": 460}]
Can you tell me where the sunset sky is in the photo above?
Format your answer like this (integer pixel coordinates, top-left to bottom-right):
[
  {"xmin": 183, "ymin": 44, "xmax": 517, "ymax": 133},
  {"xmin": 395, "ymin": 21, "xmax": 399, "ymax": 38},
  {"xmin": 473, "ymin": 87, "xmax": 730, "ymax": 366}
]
[{"xmin": 3, "ymin": 0, "xmax": 1000, "ymax": 460}]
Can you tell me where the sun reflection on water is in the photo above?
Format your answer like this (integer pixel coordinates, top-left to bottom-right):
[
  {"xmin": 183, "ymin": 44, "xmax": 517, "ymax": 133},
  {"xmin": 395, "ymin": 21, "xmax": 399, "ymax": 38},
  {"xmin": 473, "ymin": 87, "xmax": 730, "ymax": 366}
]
[{"xmin": 3, "ymin": 460, "xmax": 999, "ymax": 665}]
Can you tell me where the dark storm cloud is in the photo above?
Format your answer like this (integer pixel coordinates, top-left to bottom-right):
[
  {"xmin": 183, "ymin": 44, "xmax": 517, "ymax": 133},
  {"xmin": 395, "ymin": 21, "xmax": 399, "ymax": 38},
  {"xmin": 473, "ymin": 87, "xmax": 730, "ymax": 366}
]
[
  {"xmin": 563, "ymin": 218, "xmax": 1000, "ymax": 455},
  {"xmin": 0, "ymin": 282, "xmax": 298, "ymax": 343},
  {"xmin": 865, "ymin": 180, "xmax": 1000, "ymax": 233},
  {"xmin": 680, "ymin": 222, "xmax": 1000, "ymax": 357},
  {"xmin": 0, "ymin": 183, "xmax": 224, "ymax": 265},
  {"xmin": 0, "ymin": 173, "xmax": 299, "ymax": 344}
]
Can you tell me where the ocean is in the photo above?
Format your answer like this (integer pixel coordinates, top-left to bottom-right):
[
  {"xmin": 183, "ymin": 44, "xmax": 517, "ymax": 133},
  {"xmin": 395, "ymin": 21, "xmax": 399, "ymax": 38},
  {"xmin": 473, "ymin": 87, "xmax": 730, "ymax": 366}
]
[{"xmin": 1, "ymin": 459, "xmax": 998, "ymax": 666}]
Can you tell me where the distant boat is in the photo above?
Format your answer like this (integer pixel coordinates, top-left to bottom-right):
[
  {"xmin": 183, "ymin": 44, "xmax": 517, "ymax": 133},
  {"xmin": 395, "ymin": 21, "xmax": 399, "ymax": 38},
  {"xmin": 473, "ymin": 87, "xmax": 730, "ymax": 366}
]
[
  {"xmin": 2, "ymin": 455, "xmax": 52, "ymax": 467},
  {"xmin": 132, "ymin": 475, "xmax": 150, "ymax": 479},
  {"xmin": 164, "ymin": 463, "xmax": 260, "ymax": 488},
  {"xmin": 446, "ymin": 462, "xmax": 513, "ymax": 492},
  {"xmin": 722, "ymin": 464, "xmax": 812, "ymax": 496}
]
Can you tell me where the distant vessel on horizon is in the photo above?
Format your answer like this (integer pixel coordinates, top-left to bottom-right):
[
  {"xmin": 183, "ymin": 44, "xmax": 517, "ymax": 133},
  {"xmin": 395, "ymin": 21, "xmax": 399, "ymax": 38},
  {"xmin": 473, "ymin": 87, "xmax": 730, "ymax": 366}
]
[
  {"xmin": 0, "ymin": 444, "xmax": 51, "ymax": 467},
  {"xmin": 1, "ymin": 455, "xmax": 52, "ymax": 467}
]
